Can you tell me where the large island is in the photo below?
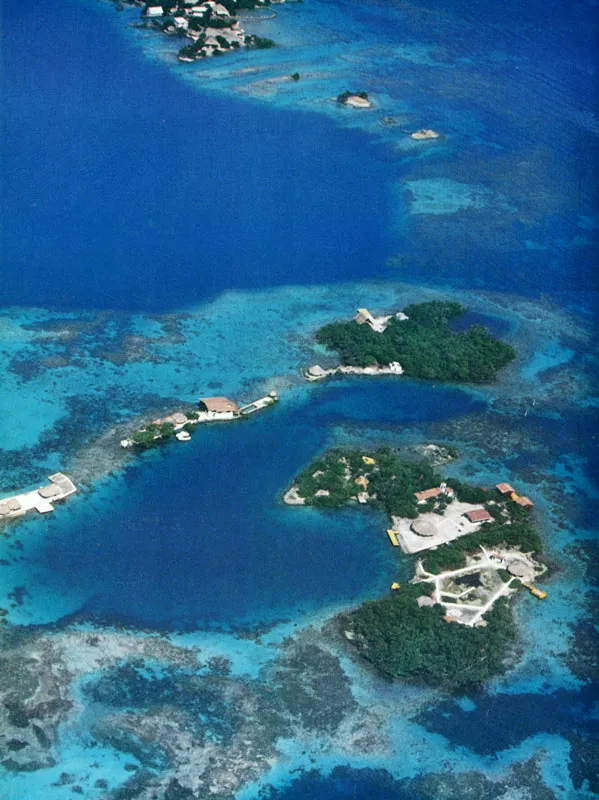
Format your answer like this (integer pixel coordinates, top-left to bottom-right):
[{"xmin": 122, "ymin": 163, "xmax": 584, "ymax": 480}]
[
  {"xmin": 284, "ymin": 445, "xmax": 546, "ymax": 689},
  {"xmin": 306, "ymin": 301, "xmax": 515, "ymax": 383}
]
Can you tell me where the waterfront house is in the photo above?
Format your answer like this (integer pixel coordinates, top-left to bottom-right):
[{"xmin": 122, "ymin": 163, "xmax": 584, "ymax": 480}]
[
  {"xmin": 513, "ymin": 494, "xmax": 534, "ymax": 508},
  {"xmin": 198, "ymin": 397, "xmax": 241, "ymax": 415},
  {"xmin": 496, "ymin": 482, "xmax": 515, "ymax": 495},
  {"xmin": 145, "ymin": 6, "xmax": 164, "ymax": 17},
  {"xmin": 355, "ymin": 308, "xmax": 375, "ymax": 326}
]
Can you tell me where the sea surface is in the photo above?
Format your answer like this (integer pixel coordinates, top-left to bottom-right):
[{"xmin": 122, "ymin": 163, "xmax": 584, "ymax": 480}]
[{"xmin": 0, "ymin": 0, "xmax": 597, "ymax": 797}]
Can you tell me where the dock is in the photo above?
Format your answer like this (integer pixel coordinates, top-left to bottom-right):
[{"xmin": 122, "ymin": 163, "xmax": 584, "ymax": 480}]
[
  {"xmin": 386, "ymin": 529, "xmax": 400, "ymax": 547},
  {"xmin": 0, "ymin": 473, "xmax": 77, "ymax": 522},
  {"xmin": 239, "ymin": 392, "xmax": 279, "ymax": 416}
]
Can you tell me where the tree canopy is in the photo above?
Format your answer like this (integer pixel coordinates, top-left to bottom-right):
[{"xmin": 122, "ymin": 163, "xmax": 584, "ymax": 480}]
[
  {"xmin": 342, "ymin": 584, "xmax": 517, "ymax": 688},
  {"xmin": 315, "ymin": 301, "xmax": 515, "ymax": 383}
]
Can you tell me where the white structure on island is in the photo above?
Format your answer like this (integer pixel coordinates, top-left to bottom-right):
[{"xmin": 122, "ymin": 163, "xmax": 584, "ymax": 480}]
[
  {"xmin": 304, "ymin": 362, "xmax": 404, "ymax": 382},
  {"xmin": 0, "ymin": 473, "xmax": 77, "ymax": 520},
  {"xmin": 354, "ymin": 307, "xmax": 409, "ymax": 333},
  {"xmin": 145, "ymin": 6, "xmax": 164, "ymax": 17}
]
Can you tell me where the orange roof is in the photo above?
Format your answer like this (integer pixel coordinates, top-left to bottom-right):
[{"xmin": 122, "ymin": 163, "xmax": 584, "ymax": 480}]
[
  {"xmin": 515, "ymin": 495, "xmax": 534, "ymax": 507},
  {"xmin": 199, "ymin": 397, "xmax": 240, "ymax": 414},
  {"xmin": 496, "ymin": 482, "xmax": 515, "ymax": 494},
  {"xmin": 414, "ymin": 487, "xmax": 442, "ymax": 502},
  {"xmin": 465, "ymin": 509, "xmax": 493, "ymax": 523}
]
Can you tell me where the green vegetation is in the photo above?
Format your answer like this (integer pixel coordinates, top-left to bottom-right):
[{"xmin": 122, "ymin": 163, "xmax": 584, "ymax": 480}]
[
  {"xmin": 290, "ymin": 72, "xmax": 301, "ymax": 81},
  {"xmin": 130, "ymin": 421, "xmax": 175, "ymax": 449},
  {"xmin": 178, "ymin": 37, "xmax": 206, "ymax": 59},
  {"xmin": 337, "ymin": 90, "xmax": 369, "ymax": 104},
  {"xmin": 315, "ymin": 301, "xmax": 515, "ymax": 383},
  {"xmin": 294, "ymin": 446, "xmax": 444, "ymax": 517},
  {"xmin": 422, "ymin": 521, "xmax": 542, "ymax": 574},
  {"xmin": 342, "ymin": 584, "xmax": 516, "ymax": 688},
  {"xmin": 247, "ymin": 35, "xmax": 276, "ymax": 49}
]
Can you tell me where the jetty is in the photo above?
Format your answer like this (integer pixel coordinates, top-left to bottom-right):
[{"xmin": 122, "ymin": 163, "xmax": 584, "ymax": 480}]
[{"xmin": 0, "ymin": 473, "xmax": 77, "ymax": 521}]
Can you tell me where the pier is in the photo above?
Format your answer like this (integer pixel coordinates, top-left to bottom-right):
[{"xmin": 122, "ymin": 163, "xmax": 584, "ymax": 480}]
[{"xmin": 0, "ymin": 473, "xmax": 77, "ymax": 521}]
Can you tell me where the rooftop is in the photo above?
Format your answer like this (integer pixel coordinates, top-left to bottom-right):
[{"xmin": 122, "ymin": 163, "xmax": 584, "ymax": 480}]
[{"xmin": 199, "ymin": 397, "xmax": 240, "ymax": 414}]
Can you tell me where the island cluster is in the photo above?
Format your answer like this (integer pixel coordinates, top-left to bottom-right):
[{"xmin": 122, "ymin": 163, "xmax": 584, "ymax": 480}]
[{"xmin": 284, "ymin": 445, "xmax": 546, "ymax": 689}]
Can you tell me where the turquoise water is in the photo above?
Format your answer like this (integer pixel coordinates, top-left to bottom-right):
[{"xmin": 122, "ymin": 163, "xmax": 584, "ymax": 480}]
[{"xmin": 0, "ymin": 0, "xmax": 597, "ymax": 797}]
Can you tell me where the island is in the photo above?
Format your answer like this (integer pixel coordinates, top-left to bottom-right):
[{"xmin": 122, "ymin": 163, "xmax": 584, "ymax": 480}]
[
  {"xmin": 284, "ymin": 446, "xmax": 546, "ymax": 688},
  {"xmin": 409, "ymin": 128, "xmax": 440, "ymax": 140},
  {"xmin": 121, "ymin": 391, "xmax": 278, "ymax": 449},
  {"xmin": 305, "ymin": 301, "xmax": 515, "ymax": 383},
  {"xmin": 115, "ymin": 0, "xmax": 278, "ymax": 62},
  {"xmin": 336, "ymin": 91, "xmax": 373, "ymax": 109}
]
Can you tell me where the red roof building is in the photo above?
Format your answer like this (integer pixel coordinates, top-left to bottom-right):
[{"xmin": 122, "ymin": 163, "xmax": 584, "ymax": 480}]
[
  {"xmin": 414, "ymin": 487, "xmax": 443, "ymax": 503},
  {"xmin": 465, "ymin": 509, "xmax": 493, "ymax": 523},
  {"xmin": 496, "ymin": 482, "xmax": 515, "ymax": 495}
]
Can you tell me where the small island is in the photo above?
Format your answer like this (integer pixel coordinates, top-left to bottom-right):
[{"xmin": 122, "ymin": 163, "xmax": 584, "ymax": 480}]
[
  {"xmin": 409, "ymin": 128, "xmax": 440, "ymax": 140},
  {"xmin": 306, "ymin": 301, "xmax": 515, "ymax": 384},
  {"xmin": 116, "ymin": 0, "xmax": 278, "ymax": 62},
  {"xmin": 284, "ymin": 446, "xmax": 546, "ymax": 688},
  {"xmin": 121, "ymin": 392, "xmax": 278, "ymax": 450},
  {"xmin": 337, "ymin": 91, "xmax": 373, "ymax": 109}
]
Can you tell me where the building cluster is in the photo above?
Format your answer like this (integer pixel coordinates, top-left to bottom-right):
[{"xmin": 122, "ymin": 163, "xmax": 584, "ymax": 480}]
[{"xmin": 142, "ymin": 1, "xmax": 266, "ymax": 60}]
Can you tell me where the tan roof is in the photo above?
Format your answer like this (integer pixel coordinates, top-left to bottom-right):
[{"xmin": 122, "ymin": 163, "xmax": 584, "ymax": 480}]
[
  {"xmin": 465, "ymin": 509, "xmax": 493, "ymax": 523},
  {"xmin": 414, "ymin": 487, "xmax": 442, "ymax": 502},
  {"xmin": 199, "ymin": 397, "xmax": 240, "ymax": 414},
  {"xmin": 515, "ymin": 495, "xmax": 534, "ymax": 507},
  {"xmin": 7, "ymin": 499, "xmax": 21, "ymax": 511},
  {"xmin": 355, "ymin": 308, "xmax": 374, "ymax": 324},
  {"xmin": 508, "ymin": 560, "xmax": 529, "ymax": 577},
  {"xmin": 38, "ymin": 484, "xmax": 61, "ymax": 499},
  {"xmin": 411, "ymin": 518, "xmax": 438, "ymax": 537},
  {"xmin": 496, "ymin": 482, "xmax": 515, "ymax": 494}
]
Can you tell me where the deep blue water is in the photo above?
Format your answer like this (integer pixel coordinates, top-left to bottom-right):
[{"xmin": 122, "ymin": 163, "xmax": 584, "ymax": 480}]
[
  {"xmin": 0, "ymin": 0, "xmax": 395, "ymax": 311},
  {"xmin": 256, "ymin": 767, "xmax": 412, "ymax": 800},
  {"xmin": 1, "ymin": 0, "xmax": 598, "ymax": 796},
  {"xmin": 8, "ymin": 380, "xmax": 482, "ymax": 630}
]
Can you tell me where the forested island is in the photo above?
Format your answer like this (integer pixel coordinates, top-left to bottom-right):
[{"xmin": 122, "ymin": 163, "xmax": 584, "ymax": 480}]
[
  {"xmin": 314, "ymin": 301, "xmax": 515, "ymax": 383},
  {"xmin": 340, "ymin": 584, "xmax": 516, "ymax": 689},
  {"xmin": 285, "ymin": 445, "xmax": 546, "ymax": 689}
]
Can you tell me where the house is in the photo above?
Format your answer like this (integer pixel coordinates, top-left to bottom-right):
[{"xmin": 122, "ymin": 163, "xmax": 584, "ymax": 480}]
[
  {"xmin": 465, "ymin": 509, "xmax": 493, "ymax": 524},
  {"xmin": 414, "ymin": 487, "xmax": 442, "ymax": 503},
  {"xmin": 212, "ymin": 2, "xmax": 231, "ymax": 15},
  {"xmin": 496, "ymin": 482, "xmax": 515, "ymax": 495},
  {"xmin": 355, "ymin": 307, "xmax": 375, "ymax": 326},
  {"xmin": 514, "ymin": 495, "xmax": 534, "ymax": 508},
  {"xmin": 198, "ymin": 397, "xmax": 240, "ymax": 415},
  {"xmin": 354, "ymin": 475, "xmax": 369, "ymax": 490},
  {"xmin": 145, "ymin": 6, "xmax": 164, "ymax": 17}
]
